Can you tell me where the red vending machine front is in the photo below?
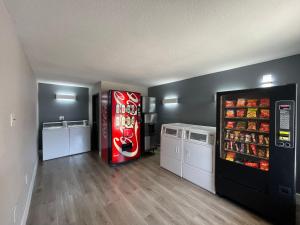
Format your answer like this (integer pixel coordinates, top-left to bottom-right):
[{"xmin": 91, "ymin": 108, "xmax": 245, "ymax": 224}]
[{"xmin": 101, "ymin": 90, "xmax": 141, "ymax": 165}]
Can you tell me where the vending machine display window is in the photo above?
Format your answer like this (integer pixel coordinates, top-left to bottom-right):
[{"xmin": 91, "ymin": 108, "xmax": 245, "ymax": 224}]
[{"xmin": 220, "ymin": 96, "xmax": 270, "ymax": 171}]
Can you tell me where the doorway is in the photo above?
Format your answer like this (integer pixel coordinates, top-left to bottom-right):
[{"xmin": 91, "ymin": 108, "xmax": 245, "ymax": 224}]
[{"xmin": 92, "ymin": 94, "xmax": 99, "ymax": 151}]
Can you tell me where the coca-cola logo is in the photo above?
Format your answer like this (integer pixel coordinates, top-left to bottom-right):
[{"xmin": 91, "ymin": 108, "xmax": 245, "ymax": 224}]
[{"xmin": 113, "ymin": 120, "xmax": 139, "ymax": 157}]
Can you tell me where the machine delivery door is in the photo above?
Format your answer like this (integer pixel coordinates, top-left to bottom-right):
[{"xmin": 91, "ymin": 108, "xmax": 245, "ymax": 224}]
[{"xmin": 184, "ymin": 142, "xmax": 213, "ymax": 173}]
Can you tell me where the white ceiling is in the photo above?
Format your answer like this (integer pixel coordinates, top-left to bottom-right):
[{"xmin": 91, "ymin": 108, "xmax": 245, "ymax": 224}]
[{"xmin": 4, "ymin": 0, "xmax": 300, "ymax": 87}]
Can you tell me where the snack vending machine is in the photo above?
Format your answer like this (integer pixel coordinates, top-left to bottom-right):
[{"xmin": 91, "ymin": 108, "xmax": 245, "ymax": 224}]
[
  {"xmin": 215, "ymin": 84, "xmax": 297, "ymax": 224},
  {"xmin": 101, "ymin": 90, "xmax": 141, "ymax": 165}
]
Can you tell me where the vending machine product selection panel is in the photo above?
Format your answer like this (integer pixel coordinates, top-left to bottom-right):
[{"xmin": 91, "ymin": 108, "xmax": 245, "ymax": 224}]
[{"xmin": 275, "ymin": 100, "xmax": 295, "ymax": 148}]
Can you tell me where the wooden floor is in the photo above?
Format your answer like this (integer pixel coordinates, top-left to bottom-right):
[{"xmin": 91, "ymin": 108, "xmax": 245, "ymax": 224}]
[{"xmin": 27, "ymin": 151, "xmax": 270, "ymax": 225}]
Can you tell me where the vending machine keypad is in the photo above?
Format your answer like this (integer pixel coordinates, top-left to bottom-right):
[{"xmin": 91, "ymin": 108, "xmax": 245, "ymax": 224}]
[
  {"xmin": 275, "ymin": 101, "xmax": 295, "ymax": 148},
  {"xmin": 279, "ymin": 106, "xmax": 290, "ymax": 129}
]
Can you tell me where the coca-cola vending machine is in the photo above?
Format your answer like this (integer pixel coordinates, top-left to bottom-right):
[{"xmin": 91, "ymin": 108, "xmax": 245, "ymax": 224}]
[{"xmin": 101, "ymin": 90, "xmax": 141, "ymax": 165}]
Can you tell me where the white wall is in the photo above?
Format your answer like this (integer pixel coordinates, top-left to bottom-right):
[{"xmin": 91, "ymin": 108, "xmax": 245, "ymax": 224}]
[
  {"xmin": 101, "ymin": 80, "xmax": 148, "ymax": 96},
  {"xmin": 0, "ymin": 1, "xmax": 38, "ymax": 225}
]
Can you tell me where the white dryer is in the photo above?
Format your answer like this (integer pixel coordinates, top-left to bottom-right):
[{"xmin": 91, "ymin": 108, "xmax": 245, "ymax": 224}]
[
  {"xmin": 160, "ymin": 123, "xmax": 192, "ymax": 177},
  {"xmin": 182, "ymin": 125, "xmax": 216, "ymax": 193},
  {"xmin": 69, "ymin": 125, "xmax": 91, "ymax": 155}
]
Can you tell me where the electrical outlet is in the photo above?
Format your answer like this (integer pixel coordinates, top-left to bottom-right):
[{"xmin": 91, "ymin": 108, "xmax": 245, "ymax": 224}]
[
  {"xmin": 10, "ymin": 113, "xmax": 16, "ymax": 127},
  {"xmin": 25, "ymin": 174, "xmax": 28, "ymax": 185},
  {"xmin": 13, "ymin": 206, "xmax": 16, "ymax": 224},
  {"xmin": 59, "ymin": 115, "xmax": 64, "ymax": 121}
]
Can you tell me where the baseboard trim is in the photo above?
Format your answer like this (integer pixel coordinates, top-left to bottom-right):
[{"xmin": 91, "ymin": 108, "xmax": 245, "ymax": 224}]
[{"xmin": 20, "ymin": 161, "xmax": 38, "ymax": 225}]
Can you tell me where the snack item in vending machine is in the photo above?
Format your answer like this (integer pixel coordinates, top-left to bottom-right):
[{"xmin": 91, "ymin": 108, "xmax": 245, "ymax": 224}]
[
  {"xmin": 260, "ymin": 160, "xmax": 269, "ymax": 171},
  {"xmin": 225, "ymin": 142, "xmax": 229, "ymax": 149},
  {"xmin": 225, "ymin": 130, "xmax": 230, "ymax": 139},
  {"xmin": 247, "ymin": 99, "xmax": 258, "ymax": 107},
  {"xmin": 245, "ymin": 134, "xmax": 251, "ymax": 143},
  {"xmin": 229, "ymin": 133, "xmax": 235, "ymax": 140},
  {"xmin": 225, "ymin": 100, "xmax": 235, "ymax": 108},
  {"xmin": 266, "ymin": 148, "xmax": 269, "ymax": 159},
  {"xmin": 264, "ymin": 136, "xmax": 270, "ymax": 146},
  {"xmin": 236, "ymin": 121, "xmax": 246, "ymax": 130},
  {"xmin": 236, "ymin": 98, "xmax": 246, "ymax": 107},
  {"xmin": 240, "ymin": 133, "xmax": 245, "ymax": 142},
  {"xmin": 250, "ymin": 133, "xmax": 256, "ymax": 143},
  {"xmin": 260, "ymin": 109, "xmax": 270, "ymax": 119},
  {"xmin": 247, "ymin": 108, "xmax": 257, "ymax": 118},
  {"xmin": 225, "ymin": 121, "xmax": 235, "ymax": 129},
  {"xmin": 258, "ymin": 149, "xmax": 265, "ymax": 158},
  {"xmin": 258, "ymin": 135, "xmax": 264, "ymax": 145},
  {"xmin": 259, "ymin": 122, "xmax": 270, "ymax": 133},
  {"xmin": 225, "ymin": 152, "xmax": 236, "ymax": 161},
  {"xmin": 234, "ymin": 131, "xmax": 240, "ymax": 141},
  {"xmin": 259, "ymin": 98, "xmax": 270, "ymax": 107},
  {"xmin": 240, "ymin": 143, "xmax": 245, "ymax": 153},
  {"xmin": 250, "ymin": 144, "xmax": 257, "ymax": 155},
  {"xmin": 246, "ymin": 144, "xmax": 250, "ymax": 154},
  {"xmin": 245, "ymin": 162, "xmax": 259, "ymax": 168},
  {"xmin": 226, "ymin": 109, "xmax": 235, "ymax": 118},
  {"xmin": 235, "ymin": 143, "xmax": 239, "ymax": 152},
  {"xmin": 247, "ymin": 122, "xmax": 257, "ymax": 131},
  {"xmin": 236, "ymin": 109, "xmax": 246, "ymax": 118}
]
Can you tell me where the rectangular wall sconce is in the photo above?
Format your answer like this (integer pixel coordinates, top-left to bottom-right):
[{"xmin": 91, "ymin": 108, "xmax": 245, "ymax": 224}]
[
  {"xmin": 162, "ymin": 97, "xmax": 178, "ymax": 104},
  {"xmin": 55, "ymin": 93, "xmax": 76, "ymax": 101},
  {"xmin": 261, "ymin": 74, "xmax": 274, "ymax": 87}
]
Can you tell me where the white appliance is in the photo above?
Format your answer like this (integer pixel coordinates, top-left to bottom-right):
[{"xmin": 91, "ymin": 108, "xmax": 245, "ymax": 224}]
[
  {"xmin": 160, "ymin": 123, "xmax": 192, "ymax": 176},
  {"xmin": 43, "ymin": 126, "xmax": 70, "ymax": 161},
  {"xmin": 69, "ymin": 125, "xmax": 91, "ymax": 155},
  {"xmin": 182, "ymin": 125, "xmax": 216, "ymax": 193},
  {"xmin": 42, "ymin": 121, "xmax": 91, "ymax": 161}
]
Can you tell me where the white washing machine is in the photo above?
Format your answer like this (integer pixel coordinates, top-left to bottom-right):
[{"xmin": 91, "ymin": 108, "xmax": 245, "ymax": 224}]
[
  {"xmin": 182, "ymin": 125, "xmax": 216, "ymax": 193},
  {"xmin": 160, "ymin": 123, "xmax": 192, "ymax": 177},
  {"xmin": 43, "ymin": 126, "xmax": 70, "ymax": 161}
]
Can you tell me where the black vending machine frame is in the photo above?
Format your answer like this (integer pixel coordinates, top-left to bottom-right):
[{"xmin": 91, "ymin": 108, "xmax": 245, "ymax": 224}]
[{"xmin": 215, "ymin": 84, "xmax": 297, "ymax": 224}]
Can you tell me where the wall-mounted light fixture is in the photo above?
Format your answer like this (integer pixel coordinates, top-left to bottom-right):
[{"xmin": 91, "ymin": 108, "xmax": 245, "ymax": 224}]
[
  {"xmin": 162, "ymin": 97, "xmax": 178, "ymax": 104},
  {"xmin": 55, "ymin": 93, "xmax": 76, "ymax": 101},
  {"xmin": 261, "ymin": 74, "xmax": 274, "ymax": 87}
]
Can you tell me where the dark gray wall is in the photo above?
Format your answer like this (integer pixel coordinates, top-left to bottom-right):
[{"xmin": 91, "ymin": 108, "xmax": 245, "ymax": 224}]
[
  {"xmin": 38, "ymin": 83, "xmax": 89, "ymax": 149},
  {"xmin": 149, "ymin": 54, "xmax": 300, "ymax": 192}
]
